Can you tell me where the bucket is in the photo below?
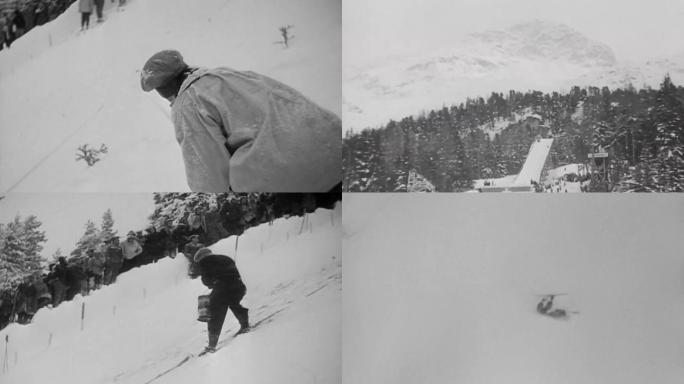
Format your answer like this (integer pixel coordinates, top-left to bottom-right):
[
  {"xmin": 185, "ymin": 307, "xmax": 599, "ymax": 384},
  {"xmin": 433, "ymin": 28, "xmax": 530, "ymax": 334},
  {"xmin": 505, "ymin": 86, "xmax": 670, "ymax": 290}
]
[{"xmin": 197, "ymin": 294, "xmax": 211, "ymax": 322}]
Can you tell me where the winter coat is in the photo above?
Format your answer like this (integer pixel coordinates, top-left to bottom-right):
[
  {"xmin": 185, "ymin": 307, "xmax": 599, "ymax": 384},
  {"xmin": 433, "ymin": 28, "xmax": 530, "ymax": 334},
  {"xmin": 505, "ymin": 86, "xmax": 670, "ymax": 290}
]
[
  {"xmin": 197, "ymin": 254, "xmax": 245, "ymax": 294},
  {"xmin": 12, "ymin": 11, "xmax": 26, "ymax": 30},
  {"xmin": 121, "ymin": 239, "xmax": 142, "ymax": 260},
  {"xmin": 0, "ymin": 16, "xmax": 6, "ymax": 35},
  {"xmin": 54, "ymin": 262, "xmax": 70, "ymax": 284},
  {"xmin": 105, "ymin": 245, "xmax": 124, "ymax": 265},
  {"xmin": 78, "ymin": 0, "xmax": 94, "ymax": 13},
  {"xmin": 87, "ymin": 253, "xmax": 106, "ymax": 275},
  {"xmin": 171, "ymin": 67, "xmax": 341, "ymax": 192},
  {"xmin": 32, "ymin": 280, "xmax": 51, "ymax": 301}
]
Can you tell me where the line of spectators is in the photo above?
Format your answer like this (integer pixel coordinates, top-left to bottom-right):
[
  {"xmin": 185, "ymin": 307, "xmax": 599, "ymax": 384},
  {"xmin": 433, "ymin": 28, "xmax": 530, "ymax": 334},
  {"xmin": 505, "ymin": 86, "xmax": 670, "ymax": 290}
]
[
  {"xmin": 0, "ymin": 0, "xmax": 76, "ymax": 50},
  {"xmin": 0, "ymin": 225, "xmax": 205, "ymax": 329}
]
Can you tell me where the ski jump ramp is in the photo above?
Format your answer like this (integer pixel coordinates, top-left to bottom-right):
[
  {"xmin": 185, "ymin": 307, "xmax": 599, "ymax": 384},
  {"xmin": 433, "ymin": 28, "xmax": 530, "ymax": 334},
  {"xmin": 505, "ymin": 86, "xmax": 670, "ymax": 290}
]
[
  {"xmin": 513, "ymin": 138, "xmax": 554, "ymax": 187},
  {"xmin": 475, "ymin": 138, "xmax": 553, "ymax": 192}
]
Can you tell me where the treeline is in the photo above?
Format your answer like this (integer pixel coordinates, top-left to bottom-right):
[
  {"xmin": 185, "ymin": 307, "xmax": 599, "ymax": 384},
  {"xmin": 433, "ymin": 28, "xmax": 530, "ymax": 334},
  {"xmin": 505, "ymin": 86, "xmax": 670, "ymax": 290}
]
[
  {"xmin": 343, "ymin": 76, "xmax": 684, "ymax": 192},
  {"xmin": 0, "ymin": 192, "xmax": 340, "ymax": 330}
]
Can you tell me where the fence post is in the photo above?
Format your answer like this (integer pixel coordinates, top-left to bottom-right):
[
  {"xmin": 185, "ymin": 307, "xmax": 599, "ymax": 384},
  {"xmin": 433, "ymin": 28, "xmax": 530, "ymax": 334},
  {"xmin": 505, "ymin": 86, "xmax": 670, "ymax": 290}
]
[
  {"xmin": 113, "ymin": 305, "xmax": 116, "ymax": 316},
  {"xmin": 48, "ymin": 332, "xmax": 53, "ymax": 347},
  {"xmin": 143, "ymin": 288, "xmax": 147, "ymax": 300},
  {"xmin": 3, "ymin": 335, "xmax": 8, "ymax": 373},
  {"xmin": 81, "ymin": 302, "xmax": 85, "ymax": 331}
]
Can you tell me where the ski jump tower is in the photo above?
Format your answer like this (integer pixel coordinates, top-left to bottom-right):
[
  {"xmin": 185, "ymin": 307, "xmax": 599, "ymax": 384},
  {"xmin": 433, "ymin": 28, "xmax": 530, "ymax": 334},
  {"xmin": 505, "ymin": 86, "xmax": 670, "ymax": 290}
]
[{"xmin": 587, "ymin": 147, "xmax": 610, "ymax": 191}]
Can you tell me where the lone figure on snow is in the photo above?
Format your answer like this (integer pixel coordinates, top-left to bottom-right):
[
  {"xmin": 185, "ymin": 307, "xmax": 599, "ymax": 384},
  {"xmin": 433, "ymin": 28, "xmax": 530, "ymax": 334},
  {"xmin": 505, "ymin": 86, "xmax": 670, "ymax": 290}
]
[
  {"xmin": 536, "ymin": 295, "xmax": 567, "ymax": 318},
  {"xmin": 194, "ymin": 248, "xmax": 250, "ymax": 353},
  {"xmin": 139, "ymin": 50, "xmax": 341, "ymax": 192}
]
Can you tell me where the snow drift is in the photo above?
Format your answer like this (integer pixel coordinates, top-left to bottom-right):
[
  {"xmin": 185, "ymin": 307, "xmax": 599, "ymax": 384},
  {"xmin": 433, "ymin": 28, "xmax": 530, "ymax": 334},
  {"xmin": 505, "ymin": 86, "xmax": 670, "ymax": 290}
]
[
  {"xmin": 0, "ymin": 205, "xmax": 341, "ymax": 384},
  {"xmin": 0, "ymin": 0, "xmax": 341, "ymax": 193},
  {"xmin": 343, "ymin": 194, "xmax": 684, "ymax": 384}
]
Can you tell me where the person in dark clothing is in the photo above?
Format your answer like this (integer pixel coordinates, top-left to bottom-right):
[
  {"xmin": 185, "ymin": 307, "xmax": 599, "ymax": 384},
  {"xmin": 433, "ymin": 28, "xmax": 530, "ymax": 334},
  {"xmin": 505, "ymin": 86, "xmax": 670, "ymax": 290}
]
[
  {"xmin": 536, "ymin": 295, "xmax": 567, "ymax": 318},
  {"xmin": 11, "ymin": 9, "xmax": 26, "ymax": 39},
  {"xmin": 93, "ymin": 0, "xmax": 104, "ymax": 22},
  {"xmin": 104, "ymin": 236, "xmax": 124, "ymax": 285},
  {"xmin": 64, "ymin": 257, "xmax": 88, "ymax": 299},
  {"xmin": 194, "ymin": 248, "xmax": 249, "ymax": 353},
  {"xmin": 46, "ymin": 263, "xmax": 67, "ymax": 307}
]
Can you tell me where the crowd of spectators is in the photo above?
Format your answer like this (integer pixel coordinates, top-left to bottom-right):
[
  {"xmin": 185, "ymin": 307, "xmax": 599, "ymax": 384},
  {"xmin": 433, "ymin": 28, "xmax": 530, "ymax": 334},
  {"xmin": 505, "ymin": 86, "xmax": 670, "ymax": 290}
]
[
  {"xmin": 0, "ymin": 224, "xmax": 205, "ymax": 329},
  {"xmin": 0, "ymin": 0, "xmax": 76, "ymax": 50}
]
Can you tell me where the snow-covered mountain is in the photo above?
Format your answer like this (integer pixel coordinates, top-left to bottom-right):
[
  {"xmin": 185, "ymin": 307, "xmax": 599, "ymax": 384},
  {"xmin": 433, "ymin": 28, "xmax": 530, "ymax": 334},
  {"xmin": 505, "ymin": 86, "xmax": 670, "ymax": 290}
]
[
  {"xmin": 0, "ymin": 205, "xmax": 341, "ymax": 384},
  {"xmin": 343, "ymin": 20, "xmax": 684, "ymax": 131},
  {"xmin": 0, "ymin": 0, "xmax": 341, "ymax": 193}
]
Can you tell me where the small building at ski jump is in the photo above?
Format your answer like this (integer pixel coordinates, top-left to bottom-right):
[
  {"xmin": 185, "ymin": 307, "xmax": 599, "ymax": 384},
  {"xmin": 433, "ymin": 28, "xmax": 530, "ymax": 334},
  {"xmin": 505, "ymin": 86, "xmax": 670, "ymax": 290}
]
[{"xmin": 474, "ymin": 138, "xmax": 554, "ymax": 192}]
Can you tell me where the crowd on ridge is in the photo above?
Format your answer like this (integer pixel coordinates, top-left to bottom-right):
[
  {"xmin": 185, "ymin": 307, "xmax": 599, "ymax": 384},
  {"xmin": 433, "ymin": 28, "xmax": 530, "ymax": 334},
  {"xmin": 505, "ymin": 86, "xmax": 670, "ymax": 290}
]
[{"xmin": 0, "ymin": 222, "xmax": 208, "ymax": 329}]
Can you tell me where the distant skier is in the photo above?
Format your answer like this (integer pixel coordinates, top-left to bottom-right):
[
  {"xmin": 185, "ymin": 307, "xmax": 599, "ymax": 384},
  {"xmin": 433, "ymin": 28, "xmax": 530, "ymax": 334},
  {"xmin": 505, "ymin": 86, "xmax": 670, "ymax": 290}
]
[
  {"xmin": 139, "ymin": 50, "xmax": 341, "ymax": 192},
  {"xmin": 194, "ymin": 248, "xmax": 249, "ymax": 354},
  {"xmin": 78, "ymin": 0, "xmax": 94, "ymax": 30},
  {"xmin": 536, "ymin": 295, "xmax": 567, "ymax": 318}
]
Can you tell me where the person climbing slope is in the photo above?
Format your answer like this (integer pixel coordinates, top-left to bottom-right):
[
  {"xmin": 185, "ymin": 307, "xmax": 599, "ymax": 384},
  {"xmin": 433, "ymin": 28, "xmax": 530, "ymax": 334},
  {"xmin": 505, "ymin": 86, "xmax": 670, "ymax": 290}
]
[{"xmin": 194, "ymin": 248, "xmax": 249, "ymax": 354}]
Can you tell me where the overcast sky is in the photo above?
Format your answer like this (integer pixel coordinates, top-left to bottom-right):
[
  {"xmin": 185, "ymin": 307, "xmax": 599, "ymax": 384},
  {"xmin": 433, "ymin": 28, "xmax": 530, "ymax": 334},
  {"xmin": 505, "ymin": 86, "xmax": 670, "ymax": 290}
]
[
  {"xmin": 344, "ymin": 0, "xmax": 684, "ymax": 66},
  {"xmin": 0, "ymin": 194, "xmax": 154, "ymax": 259}
]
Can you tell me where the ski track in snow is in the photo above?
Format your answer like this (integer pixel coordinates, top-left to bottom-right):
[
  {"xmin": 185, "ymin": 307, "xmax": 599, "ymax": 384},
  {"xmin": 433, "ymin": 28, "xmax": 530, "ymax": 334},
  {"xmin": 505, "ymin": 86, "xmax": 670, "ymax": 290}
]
[{"xmin": 0, "ymin": 206, "xmax": 342, "ymax": 384}]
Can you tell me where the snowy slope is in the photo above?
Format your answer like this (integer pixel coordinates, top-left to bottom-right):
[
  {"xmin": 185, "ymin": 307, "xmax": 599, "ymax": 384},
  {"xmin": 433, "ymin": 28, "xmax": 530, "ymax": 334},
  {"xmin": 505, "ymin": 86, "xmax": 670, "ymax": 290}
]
[
  {"xmin": 343, "ymin": 194, "xmax": 684, "ymax": 384},
  {"xmin": 0, "ymin": 0, "xmax": 341, "ymax": 193},
  {"xmin": 343, "ymin": 20, "xmax": 684, "ymax": 131},
  {"xmin": 0, "ymin": 205, "xmax": 341, "ymax": 384},
  {"xmin": 513, "ymin": 138, "xmax": 553, "ymax": 186}
]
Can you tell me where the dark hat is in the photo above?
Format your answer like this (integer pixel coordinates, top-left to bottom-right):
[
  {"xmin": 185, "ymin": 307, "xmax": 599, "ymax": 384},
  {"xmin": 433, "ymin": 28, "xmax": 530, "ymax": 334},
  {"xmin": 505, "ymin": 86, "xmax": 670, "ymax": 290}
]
[
  {"xmin": 140, "ymin": 50, "xmax": 188, "ymax": 92},
  {"xmin": 193, "ymin": 248, "xmax": 212, "ymax": 262}
]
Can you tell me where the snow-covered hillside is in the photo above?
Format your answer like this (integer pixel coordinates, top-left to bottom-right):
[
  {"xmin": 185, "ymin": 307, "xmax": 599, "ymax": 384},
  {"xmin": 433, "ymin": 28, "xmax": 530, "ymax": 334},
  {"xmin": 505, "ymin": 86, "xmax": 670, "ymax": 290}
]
[
  {"xmin": 0, "ymin": 0, "xmax": 341, "ymax": 193},
  {"xmin": 343, "ymin": 194, "xmax": 684, "ymax": 384},
  {"xmin": 0, "ymin": 205, "xmax": 341, "ymax": 384},
  {"xmin": 343, "ymin": 20, "xmax": 684, "ymax": 131}
]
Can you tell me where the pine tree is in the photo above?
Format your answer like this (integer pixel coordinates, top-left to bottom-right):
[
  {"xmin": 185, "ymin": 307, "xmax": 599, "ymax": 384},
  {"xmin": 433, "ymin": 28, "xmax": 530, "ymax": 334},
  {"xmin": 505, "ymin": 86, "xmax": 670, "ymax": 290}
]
[
  {"xmin": 649, "ymin": 75, "xmax": 684, "ymax": 191},
  {"xmin": 101, "ymin": 208, "xmax": 117, "ymax": 240},
  {"xmin": 76, "ymin": 220, "xmax": 101, "ymax": 253},
  {"xmin": 0, "ymin": 215, "xmax": 47, "ymax": 291}
]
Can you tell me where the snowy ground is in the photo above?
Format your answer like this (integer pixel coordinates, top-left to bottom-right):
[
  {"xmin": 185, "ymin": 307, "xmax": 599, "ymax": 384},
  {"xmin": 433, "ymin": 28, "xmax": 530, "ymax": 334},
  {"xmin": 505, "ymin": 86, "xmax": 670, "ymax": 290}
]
[
  {"xmin": 0, "ymin": 0, "xmax": 341, "ymax": 193},
  {"xmin": 1, "ymin": 205, "xmax": 341, "ymax": 384},
  {"xmin": 343, "ymin": 194, "xmax": 684, "ymax": 384}
]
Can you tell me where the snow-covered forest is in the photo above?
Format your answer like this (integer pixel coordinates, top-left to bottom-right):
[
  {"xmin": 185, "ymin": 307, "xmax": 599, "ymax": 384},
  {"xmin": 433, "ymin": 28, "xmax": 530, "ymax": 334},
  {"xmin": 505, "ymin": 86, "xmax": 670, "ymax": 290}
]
[{"xmin": 343, "ymin": 77, "xmax": 684, "ymax": 192}]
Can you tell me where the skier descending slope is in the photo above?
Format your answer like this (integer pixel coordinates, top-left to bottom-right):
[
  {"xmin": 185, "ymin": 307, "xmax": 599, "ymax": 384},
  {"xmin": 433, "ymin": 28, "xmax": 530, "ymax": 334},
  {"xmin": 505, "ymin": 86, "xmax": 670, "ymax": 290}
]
[
  {"xmin": 194, "ymin": 248, "xmax": 250, "ymax": 354},
  {"xmin": 139, "ymin": 50, "xmax": 342, "ymax": 193},
  {"xmin": 536, "ymin": 294, "xmax": 571, "ymax": 318}
]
